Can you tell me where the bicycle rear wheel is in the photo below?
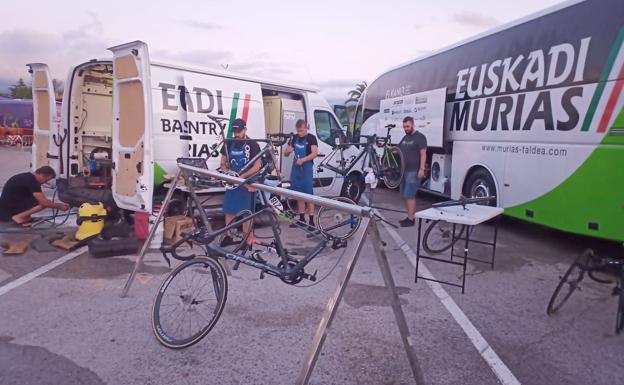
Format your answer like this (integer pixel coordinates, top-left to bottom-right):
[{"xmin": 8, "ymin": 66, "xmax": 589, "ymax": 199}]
[
  {"xmin": 422, "ymin": 220, "xmax": 466, "ymax": 254},
  {"xmin": 216, "ymin": 209, "xmax": 254, "ymax": 253},
  {"xmin": 546, "ymin": 249, "xmax": 592, "ymax": 315},
  {"xmin": 381, "ymin": 146, "xmax": 404, "ymax": 190},
  {"xmin": 152, "ymin": 256, "xmax": 228, "ymax": 349},
  {"xmin": 316, "ymin": 196, "xmax": 361, "ymax": 240}
]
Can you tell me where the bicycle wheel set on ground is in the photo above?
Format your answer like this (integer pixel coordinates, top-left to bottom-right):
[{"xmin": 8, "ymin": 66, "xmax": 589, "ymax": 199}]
[
  {"xmin": 152, "ymin": 256, "xmax": 228, "ymax": 349},
  {"xmin": 380, "ymin": 146, "xmax": 404, "ymax": 190},
  {"xmin": 422, "ymin": 220, "xmax": 466, "ymax": 254},
  {"xmin": 546, "ymin": 249, "xmax": 593, "ymax": 315},
  {"xmin": 316, "ymin": 196, "xmax": 362, "ymax": 240}
]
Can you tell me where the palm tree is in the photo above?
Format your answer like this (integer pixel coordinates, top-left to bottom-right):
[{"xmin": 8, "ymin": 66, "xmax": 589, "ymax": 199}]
[{"xmin": 345, "ymin": 81, "xmax": 368, "ymax": 104}]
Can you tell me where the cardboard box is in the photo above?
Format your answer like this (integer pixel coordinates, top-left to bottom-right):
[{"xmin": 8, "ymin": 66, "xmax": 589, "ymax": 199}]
[{"xmin": 163, "ymin": 215, "xmax": 194, "ymax": 245}]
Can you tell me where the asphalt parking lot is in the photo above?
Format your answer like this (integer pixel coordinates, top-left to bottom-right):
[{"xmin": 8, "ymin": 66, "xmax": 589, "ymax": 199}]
[{"xmin": 0, "ymin": 147, "xmax": 622, "ymax": 385}]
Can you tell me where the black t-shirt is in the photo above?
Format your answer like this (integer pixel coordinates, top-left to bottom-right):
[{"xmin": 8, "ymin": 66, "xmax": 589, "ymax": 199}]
[
  {"xmin": 398, "ymin": 131, "xmax": 428, "ymax": 172},
  {"xmin": 220, "ymin": 138, "xmax": 261, "ymax": 165},
  {"xmin": 0, "ymin": 172, "xmax": 42, "ymax": 220},
  {"xmin": 291, "ymin": 133, "xmax": 318, "ymax": 156}
]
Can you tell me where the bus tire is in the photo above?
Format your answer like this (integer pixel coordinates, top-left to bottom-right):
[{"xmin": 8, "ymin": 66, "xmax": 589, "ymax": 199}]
[
  {"xmin": 341, "ymin": 173, "xmax": 364, "ymax": 203},
  {"xmin": 464, "ymin": 168, "xmax": 497, "ymax": 206}
]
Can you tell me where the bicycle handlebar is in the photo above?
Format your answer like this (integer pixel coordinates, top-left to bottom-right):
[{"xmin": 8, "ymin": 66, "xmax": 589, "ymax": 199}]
[{"xmin": 431, "ymin": 196, "xmax": 497, "ymax": 208}]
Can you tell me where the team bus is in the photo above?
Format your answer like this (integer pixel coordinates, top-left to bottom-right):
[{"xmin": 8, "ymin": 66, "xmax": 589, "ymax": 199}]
[
  {"xmin": 354, "ymin": 0, "xmax": 623, "ymax": 242},
  {"xmin": 0, "ymin": 99, "xmax": 34, "ymax": 138}
]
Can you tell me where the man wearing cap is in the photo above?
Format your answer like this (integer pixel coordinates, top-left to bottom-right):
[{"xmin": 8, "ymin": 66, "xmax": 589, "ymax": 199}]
[{"xmin": 220, "ymin": 118, "xmax": 261, "ymax": 242}]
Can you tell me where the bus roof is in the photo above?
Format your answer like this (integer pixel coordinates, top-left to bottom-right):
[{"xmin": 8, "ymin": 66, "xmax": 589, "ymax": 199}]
[{"xmin": 369, "ymin": 0, "xmax": 584, "ymax": 85}]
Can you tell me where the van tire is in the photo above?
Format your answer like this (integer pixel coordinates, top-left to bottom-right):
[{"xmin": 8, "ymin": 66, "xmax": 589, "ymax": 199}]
[
  {"xmin": 463, "ymin": 168, "xmax": 497, "ymax": 206},
  {"xmin": 341, "ymin": 173, "xmax": 365, "ymax": 203}
]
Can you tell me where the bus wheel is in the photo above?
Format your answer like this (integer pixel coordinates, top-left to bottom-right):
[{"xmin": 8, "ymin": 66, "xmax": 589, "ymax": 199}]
[
  {"xmin": 464, "ymin": 169, "xmax": 497, "ymax": 206},
  {"xmin": 341, "ymin": 173, "xmax": 364, "ymax": 203}
]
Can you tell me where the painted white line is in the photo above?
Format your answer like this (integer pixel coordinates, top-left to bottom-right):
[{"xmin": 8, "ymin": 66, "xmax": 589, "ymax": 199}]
[
  {"xmin": 0, "ymin": 246, "xmax": 88, "ymax": 297},
  {"xmin": 377, "ymin": 217, "xmax": 521, "ymax": 385}
]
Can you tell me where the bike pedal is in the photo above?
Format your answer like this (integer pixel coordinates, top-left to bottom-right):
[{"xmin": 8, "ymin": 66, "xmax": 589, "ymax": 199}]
[{"xmin": 233, "ymin": 261, "xmax": 241, "ymax": 270}]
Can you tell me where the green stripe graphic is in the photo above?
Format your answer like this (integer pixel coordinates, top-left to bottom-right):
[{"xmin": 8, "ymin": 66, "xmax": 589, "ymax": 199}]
[
  {"xmin": 226, "ymin": 92, "xmax": 240, "ymax": 139},
  {"xmin": 581, "ymin": 26, "xmax": 624, "ymax": 132}
]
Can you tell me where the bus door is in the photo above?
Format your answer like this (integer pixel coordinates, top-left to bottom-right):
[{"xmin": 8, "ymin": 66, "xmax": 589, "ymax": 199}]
[{"xmin": 28, "ymin": 63, "xmax": 59, "ymax": 172}]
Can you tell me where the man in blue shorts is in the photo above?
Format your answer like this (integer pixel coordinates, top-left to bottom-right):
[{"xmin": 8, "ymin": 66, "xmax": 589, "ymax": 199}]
[
  {"xmin": 398, "ymin": 116, "xmax": 427, "ymax": 227},
  {"xmin": 284, "ymin": 119, "xmax": 318, "ymax": 229},
  {"xmin": 220, "ymin": 118, "xmax": 261, "ymax": 243}
]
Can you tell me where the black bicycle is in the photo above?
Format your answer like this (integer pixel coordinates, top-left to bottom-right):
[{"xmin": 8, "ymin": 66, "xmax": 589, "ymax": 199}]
[
  {"xmin": 151, "ymin": 161, "xmax": 361, "ymax": 349},
  {"xmin": 422, "ymin": 196, "xmax": 496, "ymax": 254},
  {"xmin": 317, "ymin": 124, "xmax": 403, "ymax": 201},
  {"xmin": 546, "ymin": 248, "xmax": 623, "ymax": 335}
]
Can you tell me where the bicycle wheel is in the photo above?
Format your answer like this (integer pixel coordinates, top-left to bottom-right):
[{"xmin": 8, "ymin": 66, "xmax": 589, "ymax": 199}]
[
  {"xmin": 381, "ymin": 146, "xmax": 404, "ymax": 190},
  {"xmin": 546, "ymin": 249, "xmax": 592, "ymax": 316},
  {"xmin": 152, "ymin": 256, "xmax": 228, "ymax": 349},
  {"xmin": 616, "ymin": 266, "xmax": 624, "ymax": 334},
  {"xmin": 316, "ymin": 196, "xmax": 361, "ymax": 240},
  {"xmin": 216, "ymin": 209, "xmax": 254, "ymax": 253},
  {"xmin": 422, "ymin": 220, "xmax": 466, "ymax": 254}
]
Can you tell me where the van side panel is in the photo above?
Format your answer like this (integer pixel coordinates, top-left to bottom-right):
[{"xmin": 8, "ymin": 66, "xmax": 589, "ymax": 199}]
[{"xmin": 149, "ymin": 64, "xmax": 264, "ymax": 179}]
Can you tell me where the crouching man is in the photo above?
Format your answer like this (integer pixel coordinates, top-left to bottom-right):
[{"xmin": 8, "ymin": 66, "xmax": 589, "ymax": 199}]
[{"xmin": 0, "ymin": 166, "xmax": 69, "ymax": 227}]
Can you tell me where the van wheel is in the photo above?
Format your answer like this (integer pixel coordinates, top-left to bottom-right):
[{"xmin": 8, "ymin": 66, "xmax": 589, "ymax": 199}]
[
  {"xmin": 341, "ymin": 174, "xmax": 364, "ymax": 203},
  {"xmin": 464, "ymin": 168, "xmax": 497, "ymax": 206}
]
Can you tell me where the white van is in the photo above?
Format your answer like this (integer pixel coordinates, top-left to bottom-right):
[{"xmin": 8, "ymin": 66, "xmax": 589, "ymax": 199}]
[{"xmin": 29, "ymin": 40, "xmax": 358, "ymax": 213}]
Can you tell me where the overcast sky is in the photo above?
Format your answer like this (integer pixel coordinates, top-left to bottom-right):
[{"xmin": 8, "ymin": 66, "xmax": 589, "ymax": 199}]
[{"xmin": 0, "ymin": 0, "xmax": 563, "ymax": 104}]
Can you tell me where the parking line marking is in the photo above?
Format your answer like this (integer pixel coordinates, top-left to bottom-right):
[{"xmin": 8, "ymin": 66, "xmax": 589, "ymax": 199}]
[
  {"xmin": 373, "ymin": 209, "xmax": 520, "ymax": 385},
  {"xmin": 0, "ymin": 246, "xmax": 88, "ymax": 297}
]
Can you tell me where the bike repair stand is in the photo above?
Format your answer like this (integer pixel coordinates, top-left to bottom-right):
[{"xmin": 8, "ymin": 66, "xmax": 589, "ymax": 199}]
[
  {"xmin": 120, "ymin": 169, "xmax": 230, "ymax": 298},
  {"xmin": 296, "ymin": 179, "xmax": 425, "ymax": 385}
]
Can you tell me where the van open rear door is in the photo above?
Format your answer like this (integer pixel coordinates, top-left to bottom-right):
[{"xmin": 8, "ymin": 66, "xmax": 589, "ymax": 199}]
[
  {"xmin": 108, "ymin": 41, "xmax": 154, "ymax": 213},
  {"xmin": 28, "ymin": 63, "xmax": 58, "ymax": 172}
]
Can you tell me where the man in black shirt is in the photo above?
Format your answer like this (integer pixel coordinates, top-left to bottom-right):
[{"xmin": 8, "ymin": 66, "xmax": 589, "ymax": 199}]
[
  {"xmin": 398, "ymin": 116, "xmax": 427, "ymax": 227},
  {"xmin": 219, "ymin": 118, "xmax": 261, "ymax": 245},
  {"xmin": 284, "ymin": 119, "xmax": 318, "ymax": 228},
  {"xmin": 0, "ymin": 166, "xmax": 69, "ymax": 227}
]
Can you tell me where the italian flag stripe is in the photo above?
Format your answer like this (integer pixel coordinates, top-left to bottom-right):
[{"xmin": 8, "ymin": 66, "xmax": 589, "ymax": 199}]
[
  {"xmin": 581, "ymin": 26, "xmax": 624, "ymax": 132},
  {"xmin": 241, "ymin": 94, "xmax": 251, "ymax": 123},
  {"xmin": 597, "ymin": 63, "xmax": 624, "ymax": 133},
  {"xmin": 226, "ymin": 92, "xmax": 240, "ymax": 138}
]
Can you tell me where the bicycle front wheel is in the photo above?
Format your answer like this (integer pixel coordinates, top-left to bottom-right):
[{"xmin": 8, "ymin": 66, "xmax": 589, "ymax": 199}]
[
  {"xmin": 316, "ymin": 196, "xmax": 362, "ymax": 240},
  {"xmin": 422, "ymin": 220, "xmax": 465, "ymax": 254},
  {"xmin": 546, "ymin": 249, "xmax": 592, "ymax": 316},
  {"xmin": 152, "ymin": 256, "xmax": 228, "ymax": 349},
  {"xmin": 381, "ymin": 146, "xmax": 404, "ymax": 190}
]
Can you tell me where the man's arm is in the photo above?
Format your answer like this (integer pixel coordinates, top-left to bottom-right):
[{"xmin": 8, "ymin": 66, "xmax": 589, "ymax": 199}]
[
  {"xmin": 297, "ymin": 145, "xmax": 318, "ymax": 165},
  {"xmin": 239, "ymin": 158, "xmax": 261, "ymax": 179},
  {"xmin": 284, "ymin": 144, "xmax": 293, "ymax": 156},
  {"xmin": 33, "ymin": 192, "xmax": 68, "ymax": 211},
  {"xmin": 220, "ymin": 154, "xmax": 229, "ymax": 171},
  {"xmin": 418, "ymin": 148, "xmax": 427, "ymax": 180}
]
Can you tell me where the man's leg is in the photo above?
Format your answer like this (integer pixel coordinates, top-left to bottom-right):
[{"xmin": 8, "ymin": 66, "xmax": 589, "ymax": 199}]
[
  {"xmin": 405, "ymin": 198, "xmax": 416, "ymax": 220},
  {"xmin": 307, "ymin": 202, "xmax": 315, "ymax": 228}
]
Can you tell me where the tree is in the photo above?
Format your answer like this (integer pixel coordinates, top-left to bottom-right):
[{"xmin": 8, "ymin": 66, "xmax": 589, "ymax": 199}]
[
  {"xmin": 8, "ymin": 78, "xmax": 32, "ymax": 99},
  {"xmin": 345, "ymin": 81, "xmax": 368, "ymax": 104},
  {"xmin": 52, "ymin": 78, "xmax": 64, "ymax": 99}
]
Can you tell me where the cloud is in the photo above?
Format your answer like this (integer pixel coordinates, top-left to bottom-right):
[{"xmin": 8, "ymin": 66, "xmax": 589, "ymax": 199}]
[
  {"xmin": 152, "ymin": 49, "xmax": 233, "ymax": 67},
  {"xmin": 179, "ymin": 19, "xmax": 222, "ymax": 31},
  {"xmin": 0, "ymin": 13, "xmax": 110, "ymax": 92},
  {"xmin": 452, "ymin": 11, "xmax": 500, "ymax": 29}
]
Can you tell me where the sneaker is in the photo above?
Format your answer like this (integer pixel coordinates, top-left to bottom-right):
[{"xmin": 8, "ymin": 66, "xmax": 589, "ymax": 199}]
[
  {"xmin": 399, "ymin": 218, "xmax": 415, "ymax": 227},
  {"xmin": 219, "ymin": 235, "xmax": 237, "ymax": 247}
]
